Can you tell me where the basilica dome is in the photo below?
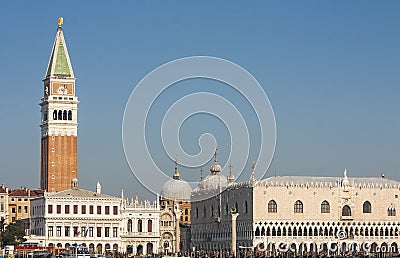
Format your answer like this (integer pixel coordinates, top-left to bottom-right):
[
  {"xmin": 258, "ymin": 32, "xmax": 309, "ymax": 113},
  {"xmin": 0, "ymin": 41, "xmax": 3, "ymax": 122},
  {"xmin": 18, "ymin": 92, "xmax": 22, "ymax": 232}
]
[
  {"xmin": 160, "ymin": 166, "xmax": 192, "ymax": 201},
  {"xmin": 199, "ymin": 173, "xmax": 227, "ymax": 190},
  {"xmin": 198, "ymin": 151, "xmax": 227, "ymax": 190}
]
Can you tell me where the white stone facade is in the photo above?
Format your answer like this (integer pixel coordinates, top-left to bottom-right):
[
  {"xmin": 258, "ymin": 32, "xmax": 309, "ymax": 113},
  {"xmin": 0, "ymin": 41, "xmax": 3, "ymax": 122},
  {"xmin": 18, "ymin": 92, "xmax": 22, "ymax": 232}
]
[
  {"xmin": 29, "ymin": 184, "xmax": 160, "ymax": 256},
  {"xmin": 191, "ymin": 172, "xmax": 400, "ymax": 256},
  {"xmin": 0, "ymin": 185, "xmax": 9, "ymax": 228},
  {"xmin": 120, "ymin": 196, "xmax": 160, "ymax": 255}
]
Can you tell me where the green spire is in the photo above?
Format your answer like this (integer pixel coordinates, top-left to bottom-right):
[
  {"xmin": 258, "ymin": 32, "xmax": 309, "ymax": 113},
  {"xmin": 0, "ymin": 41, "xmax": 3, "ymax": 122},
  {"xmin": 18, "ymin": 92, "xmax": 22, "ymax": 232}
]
[{"xmin": 45, "ymin": 20, "xmax": 74, "ymax": 79}]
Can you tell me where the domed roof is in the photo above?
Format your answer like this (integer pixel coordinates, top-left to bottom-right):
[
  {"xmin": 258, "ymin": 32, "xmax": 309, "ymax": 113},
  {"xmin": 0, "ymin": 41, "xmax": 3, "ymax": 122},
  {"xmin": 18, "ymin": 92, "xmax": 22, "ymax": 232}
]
[
  {"xmin": 210, "ymin": 150, "xmax": 222, "ymax": 174},
  {"xmin": 160, "ymin": 165, "xmax": 192, "ymax": 201},
  {"xmin": 198, "ymin": 149, "xmax": 227, "ymax": 190},
  {"xmin": 199, "ymin": 172, "xmax": 227, "ymax": 190}
]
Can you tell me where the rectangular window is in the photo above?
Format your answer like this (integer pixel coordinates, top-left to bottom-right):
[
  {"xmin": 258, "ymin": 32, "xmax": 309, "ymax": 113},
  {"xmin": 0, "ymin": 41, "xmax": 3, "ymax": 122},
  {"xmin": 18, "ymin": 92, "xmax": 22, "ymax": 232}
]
[
  {"xmin": 113, "ymin": 206, "xmax": 118, "ymax": 215},
  {"xmin": 73, "ymin": 226, "xmax": 79, "ymax": 237},
  {"xmin": 0, "ymin": 203, "xmax": 3, "ymax": 212},
  {"xmin": 24, "ymin": 206, "xmax": 28, "ymax": 213},
  {"xmin": 89, "ymin": 227, "xmax": 94, "ymax": 237},
  {"xmin": 12, "ymin": 208, "xmax": 16, "ymax": 214},
  {"xmin": 89, "ymin": 205, "xmax": 94, "ymax": 214},
  {"xmin": 81, "ymin": 205, "xmax": 86, "ymax": 214},
  {"xmin": 113, "ymin": 227, "xmax": 118, "ymax": 237},
  {"xmin": 65, "ymin": 205, "xmax": 70, "ymax": 214},
  {"xmin": 81, "ymin": 227, "xmax": 86, "ymax": 237},
  {"xmin": 97, "ymin": 206, "xmax": 101, "ymax": 215},
  {"xmin": 105, "ymin": 206, "xmax": 110, "ymax": 215},
  {"xmin": 65, "ymin": 226, "xmax": 70, "ymax": 237},
  {"xmin": 56, "ymin": 226, "xmax": 61, "ymax": 237},
  {"xmin": 48, "ymin": 205, "xmax": 53, "ymax": 214},
  {"xmin": 73, "ymin": 205, "xmax": 78, "ymax": 214},
  {"xmin": 57, "ymin": 205, "xmax": 61, "ymax": 214},
  {"xmin": 48, "ymin": 226, "xmax": 53, "ymax": 237},
  {"xmin": 18, "ymin": 206, "xmax": 22, "ymax": 213},
  {"xmin": 97, "ymin": 227, "xmax": 101, "ymax": 237},
  {"xmin": 105, "ymin": 227, "xmax": 110, "ymax": 237}
]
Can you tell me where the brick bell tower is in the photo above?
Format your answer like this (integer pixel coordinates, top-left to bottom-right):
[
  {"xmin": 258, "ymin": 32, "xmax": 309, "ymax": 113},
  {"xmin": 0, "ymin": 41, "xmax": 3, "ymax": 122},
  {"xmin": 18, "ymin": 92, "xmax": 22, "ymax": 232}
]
[{"xmin": 40, "ymin": 18, "xmax": 79, "ymax": 192}]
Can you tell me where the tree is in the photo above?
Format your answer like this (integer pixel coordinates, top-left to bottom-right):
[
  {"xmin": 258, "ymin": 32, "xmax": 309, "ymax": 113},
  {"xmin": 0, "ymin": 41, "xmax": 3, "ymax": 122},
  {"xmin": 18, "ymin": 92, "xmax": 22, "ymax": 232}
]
[{"xmin": 1, "ymin": 224, "xmax": 26, "ymax": 246}]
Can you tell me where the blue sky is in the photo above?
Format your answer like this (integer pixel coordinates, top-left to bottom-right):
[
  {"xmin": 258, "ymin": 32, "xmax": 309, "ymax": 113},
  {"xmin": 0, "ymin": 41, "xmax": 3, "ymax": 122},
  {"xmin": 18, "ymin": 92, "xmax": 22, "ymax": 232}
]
[{"xmin": 0, "ymin": 1, "xmax": 399, "ymax": 198}]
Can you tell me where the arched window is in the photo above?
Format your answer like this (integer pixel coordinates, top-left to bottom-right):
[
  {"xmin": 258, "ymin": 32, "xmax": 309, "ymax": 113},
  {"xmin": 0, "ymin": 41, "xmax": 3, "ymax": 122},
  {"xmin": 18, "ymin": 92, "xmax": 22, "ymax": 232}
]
[
  {"xmin": 342, "ymin": 205, "xmax": 352, "ymax": 216},
  {"xmin": 363, "ymin": 201, "xmax": 372, "ymax": 213},
  {"xmin": 184, "ymin": 209, "xmax": 188, "ymax": 215},
  {"xmin": 268, "ymin": 200, "xmax": 277, "ymax": 213},
  {"xmin": 195, "ymin": 207, "xmax": 198, "ymax": 218},
  {"xmin": 225, "ymin": 204, "xmax": 229, "ymax": 215},
  {"xmin": 235, "ymin": 202, "xmax": 238, "ymax": 213},
  {"xmin": 63, "ymin": 110, "xmax": 67, "ymax": 120},
  {"xmin": 244, "ymin": 201, "xmax": 248, "ymax": 214},
  {"xmin": 388, "ymin": 206, "xmax": 396, "ymax": 216},
  {"xmin": 321, "ymin": 200, "xmax": 330, "ymax": 213},
  {"xmin": 58, "ymin": 110, "xmax": 62, "ymax": 120},
  {"xmin": 68, "ymin": 110, "xmax": 72, "ymax": 120},
  {"xmin": 294, "ymin": 200, "xmax": 303, "ymax": 213},
  {"xmin": 127, "ymin": 219, "xmax": 132, "ymax": 233},
  {"xmin": 137, "ymin": 219, "xmax": 142, "ymax": 232},
  {"xmin": 255, "ymin": 227, "xmax": 260, "ymax": 236},
  {"xmin": 210, "ymin": 205, "xmax": 214, "ymax": 217},
  {"xmin": 53, "ymin": 110, "xmax": 57, "ymax": 120},
  {"xmin": 203, "ymin": 206, "xmax": 206, "ymax": 217},
  {"xmin": 147, "ymin": 220, "xmax": 152, "ymax": 232}
]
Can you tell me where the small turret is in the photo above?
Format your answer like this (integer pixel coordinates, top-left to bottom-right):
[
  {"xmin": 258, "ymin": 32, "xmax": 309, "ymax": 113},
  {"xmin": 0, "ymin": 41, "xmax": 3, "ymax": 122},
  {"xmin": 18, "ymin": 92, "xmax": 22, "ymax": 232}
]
[
  {"xmin": 249, "ymin": 162, "xmax": 256, "ymax": 183},
  {"xmin": 173, "ymin": 157, "xmax": 180, "ymax": 180},
  {"xmin": 210, "ymin": 149, "xmax": 222, "ymax": 174},
  {"xmin": 227, "ymin": 163, "xmax": 235, "ymax": 183},
  {"xmin": 96, "ymin": 182, "xmax": 101, "ymax": 194},
  {"xmin": 71, "ymin": 178, "xmax": 78, "ymax": 190}
]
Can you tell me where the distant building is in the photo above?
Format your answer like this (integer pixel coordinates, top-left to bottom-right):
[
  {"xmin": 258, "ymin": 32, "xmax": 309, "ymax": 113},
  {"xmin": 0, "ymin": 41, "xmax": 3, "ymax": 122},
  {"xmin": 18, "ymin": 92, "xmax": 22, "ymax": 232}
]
[
  {"xmin": 30, "ymin": 180, "xmax": 121, "ymax": 253},
  {"xmin": 120, "ymin": 192, "xmax": 160, "ymax": 255},
  {"xmin": 8, "ymin": 187, "xmax": 43, "ymax": 225},
  {"xmin": 191, "ymin": 167, "xmax": 400, "ymax": 256},
  {"xmin": 160, "ymin": 163, "xmax": 192, "ymax": 254},
  {"xmin": 29, "ymin": 179, "xmax": 160, "ymax": 256},
  {"xmin": 0, "ymin": 184, "xmax": 9, "ymax": 229},
  {"xmin": 40, "ymin": 17, "xmax": 79, "ymax": 192}
]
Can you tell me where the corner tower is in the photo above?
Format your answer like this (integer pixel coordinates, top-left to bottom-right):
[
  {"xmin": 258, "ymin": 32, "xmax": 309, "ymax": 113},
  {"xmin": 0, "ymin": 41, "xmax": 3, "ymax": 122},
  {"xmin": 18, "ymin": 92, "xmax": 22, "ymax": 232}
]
[{"xmin": 40, "ymin": 18, "xmax": 79, "ymax": 192}]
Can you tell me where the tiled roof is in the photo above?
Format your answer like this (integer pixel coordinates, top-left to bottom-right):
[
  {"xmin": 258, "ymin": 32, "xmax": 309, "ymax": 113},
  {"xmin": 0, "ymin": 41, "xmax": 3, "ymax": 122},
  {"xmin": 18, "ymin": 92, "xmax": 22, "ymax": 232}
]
[
  {"xmin": 46, "ymin": 188, "xmax": 120, "ymax": 200},
  {"xmin": 8, "ymin": 188, "xmax": 44, "ymax": 197}
]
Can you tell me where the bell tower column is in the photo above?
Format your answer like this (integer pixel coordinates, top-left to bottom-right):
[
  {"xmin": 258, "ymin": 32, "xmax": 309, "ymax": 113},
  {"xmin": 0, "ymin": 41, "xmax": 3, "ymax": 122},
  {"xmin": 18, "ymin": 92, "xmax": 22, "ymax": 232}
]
[{"xmin": 40, "ymin": 18, "xmax": 79, "ymax": 192}]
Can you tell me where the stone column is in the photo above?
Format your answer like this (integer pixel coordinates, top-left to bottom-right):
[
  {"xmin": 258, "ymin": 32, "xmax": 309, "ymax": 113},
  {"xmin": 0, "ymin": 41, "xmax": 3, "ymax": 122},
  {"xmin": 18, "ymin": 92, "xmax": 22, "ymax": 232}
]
[
  {"xmin": 231, "ymin": 213, "xmax": 239, "ymax": 257},
  {"xmin": 174, "ymin": 205, "xmax": 182, "ymax": 254}
]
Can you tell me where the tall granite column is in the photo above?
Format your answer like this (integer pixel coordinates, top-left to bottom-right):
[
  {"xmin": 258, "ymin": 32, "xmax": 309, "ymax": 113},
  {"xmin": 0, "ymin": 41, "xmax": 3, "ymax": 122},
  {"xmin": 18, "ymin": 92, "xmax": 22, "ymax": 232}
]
[{"xmin": 231, "ymin": 212, "xmax": 239, "ymax": 257}]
